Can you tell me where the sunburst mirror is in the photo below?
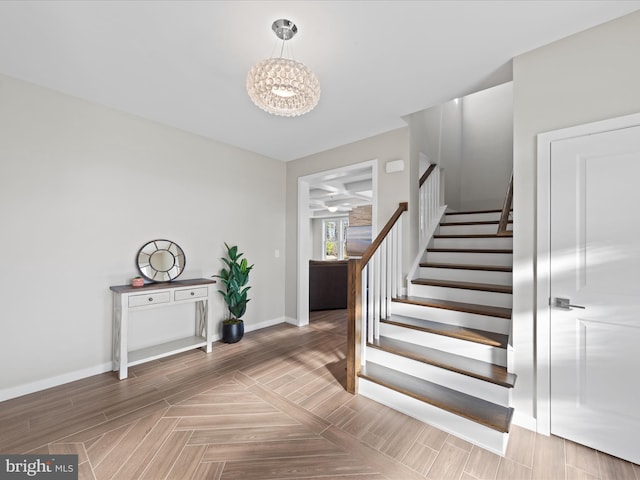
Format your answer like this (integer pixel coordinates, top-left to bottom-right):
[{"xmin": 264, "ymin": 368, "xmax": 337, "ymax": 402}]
[{"xmin": 136, "ymin": 239, "xmax": 185, "ymax": 282}]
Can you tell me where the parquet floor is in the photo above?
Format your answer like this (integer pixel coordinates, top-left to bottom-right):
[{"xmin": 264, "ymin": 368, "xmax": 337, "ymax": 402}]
[{"xmin": 1, "ymin": 310, "xmax": 638, "ymax": 479}]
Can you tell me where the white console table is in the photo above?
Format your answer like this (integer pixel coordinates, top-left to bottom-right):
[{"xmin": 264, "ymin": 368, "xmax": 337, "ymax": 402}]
[{"xmin": 110, "ymin": 278, "xmax": 216, "ymax": 380}]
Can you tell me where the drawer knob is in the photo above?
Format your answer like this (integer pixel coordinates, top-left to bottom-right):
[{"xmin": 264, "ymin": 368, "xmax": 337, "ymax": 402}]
[
  {"xmin": 191, "ymin": 292, "xmax": 195, "ymax": 296},
  {"xmin": 148, "ymin": 297, "xmax": 153, "ymax": 302}
]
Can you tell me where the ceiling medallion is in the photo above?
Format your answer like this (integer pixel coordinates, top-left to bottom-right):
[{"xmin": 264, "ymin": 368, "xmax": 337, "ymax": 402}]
[{"xmin": 246, "ymin": 19, "xmax": 320, "ymax": 117}]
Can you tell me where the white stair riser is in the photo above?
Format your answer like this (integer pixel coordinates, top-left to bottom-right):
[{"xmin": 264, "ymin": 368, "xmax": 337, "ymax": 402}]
[
  {"xmin": 507, "ymin": 343, "xmax": 515, "ymax": 373},
  {"xmin": 439, "ymin": 224, "xmax": 503, "ymax": 235},
  {"xmin": 366, "ymin": 348, "xmax": 511, "ymax": 406},
  {"xmin": 409, "ymin": 284, "xmax": 512, "ymax": 309},
  {"xmin": 425, "ymin": 251, "xmax": 512, "ymax": 266},
  {"xmin": 418, "ymin": 267, "xmax": 512, "ymax": 285},
  {"xmin": 358, "ymin": 379, "xmax": 509, "ymax": 456},
  {"xmin": 379, "ymin": 322, "xmax": 507, "ymax": 366},
  {"xmin": 432, "ymin": 237, "xmax": 512, "ymax": 249},
  {"xmin": 444, "ymin": 212, "xmax": 501, "ymax": 223},
  {"xmin": 389, "ymin": 301, "xmax": 510, "ymax": 335}
]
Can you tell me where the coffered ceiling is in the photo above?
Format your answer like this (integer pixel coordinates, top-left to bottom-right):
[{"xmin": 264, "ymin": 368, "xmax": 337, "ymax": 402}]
[
  {"xmin": 0, "ymin": 1, "xmax": 638, "ymax": 161},
  {"xmin": 308, "ymin": 166, "xmax": 373, "ymax": 217}
]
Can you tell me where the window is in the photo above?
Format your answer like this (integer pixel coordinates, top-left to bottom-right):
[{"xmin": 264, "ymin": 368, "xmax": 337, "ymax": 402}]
[{"xmin": 323, "ymin": 218, "xmax": 349, "ymax": 260}]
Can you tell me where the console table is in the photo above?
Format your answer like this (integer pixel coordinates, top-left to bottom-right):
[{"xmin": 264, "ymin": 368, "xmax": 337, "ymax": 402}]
[{"xmin": 110, "ymin": 278, "xmax": 216, "ymax": 379}]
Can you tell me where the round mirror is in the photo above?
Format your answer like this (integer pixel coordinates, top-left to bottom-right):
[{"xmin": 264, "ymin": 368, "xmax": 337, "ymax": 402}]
[{"xmin": 136, "ymin": 239, "xmax": 185, "ymax": 282}]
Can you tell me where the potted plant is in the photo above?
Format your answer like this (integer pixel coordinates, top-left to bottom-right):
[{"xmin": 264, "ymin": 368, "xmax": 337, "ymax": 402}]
[{"xmin": 214, "ymin": 243, "xmax": 254, "ymax": 343}]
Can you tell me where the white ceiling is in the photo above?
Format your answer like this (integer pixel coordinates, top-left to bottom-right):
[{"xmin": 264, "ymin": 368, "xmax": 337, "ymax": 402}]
[{"xmin": 0, "ymin": 1, "xmax": 638, "ymax": 162}]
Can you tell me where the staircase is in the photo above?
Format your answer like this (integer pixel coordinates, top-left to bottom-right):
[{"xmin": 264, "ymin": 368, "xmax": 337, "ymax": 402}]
[{"xmin": 356, "ymin": 209, "xmax": 515, "ymax": 455}]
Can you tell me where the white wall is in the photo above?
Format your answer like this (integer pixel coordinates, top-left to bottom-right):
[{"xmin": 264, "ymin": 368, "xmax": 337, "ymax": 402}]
[
  {"xmin": 512, "ymin": 9, "xmax": 640, "ymax": 427},
  {"xmin": 406, "ymin": 84, "xmax": 512, "ymax": 212},
  {"xmin": 460, "ymin": 82, "xmax": 513, "ymax": 211},
  {"xmin": 285, "ymin": 128, "xmax": 410, "ymax": 320},
  {"xmin": 0, "ymin": 74, "xmax": 286, "ymax": 400},
  {"xmin": 311, "ymin": 217, "xmax": 323, "ymax": 260},
  {"xmin": 404, "ymin": 100, "xmax": 463, "ymax": 263},
  {"xmin": 404, "ymin": 99, "xmax": 462, "ymax": 211},
  {"xmin": 440, "ymin": 99, "xmax": 464, "ymax": 210}
]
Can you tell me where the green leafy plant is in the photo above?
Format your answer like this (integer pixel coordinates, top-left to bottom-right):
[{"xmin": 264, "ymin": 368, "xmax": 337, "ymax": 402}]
[{"xmin": 214, "ymin": 243, "xmax": 254, "ymax": 323}]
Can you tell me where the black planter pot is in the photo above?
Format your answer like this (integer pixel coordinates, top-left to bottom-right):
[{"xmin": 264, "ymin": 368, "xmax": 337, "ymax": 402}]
[{"xmin": 222, "ymin": 320, "xmax": 244, "ymax": 343}]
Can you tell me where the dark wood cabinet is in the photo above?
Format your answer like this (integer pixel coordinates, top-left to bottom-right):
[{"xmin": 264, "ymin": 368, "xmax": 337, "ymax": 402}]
[{"xmin": 309, "ymin": 260, "xmax": 348, "ymax": 310}]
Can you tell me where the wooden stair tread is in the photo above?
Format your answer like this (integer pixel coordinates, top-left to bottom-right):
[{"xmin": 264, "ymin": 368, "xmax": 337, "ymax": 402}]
[
  {"xmin": 382, "ymin": 315, "xmax": 508, "ymax": 348},
  {"xmin": 359, "ymin": 362, "xmax": 514, "ymax": 433},
  {"xmin": 392, "ymin": 295, "xmax": 512, "ymax": 319},
  {"xmin": 420, "ymin": 262, "xmax": 512, "ymax": 272},
  {"xmin": 445, "ymin": 209, "xmax": 504, "ymax": 215},
  {"xmin": 368, "ymin": 336, "xmax": 516, "ymax": 388},
  {"xmin": 412, "ymin": 278, "xmax": 512, "ymax": 294},
  {"xmin": 434, "ymin": 234, "xmax": 509, "ymax": 239},
  {"xmin": 440, "ymin": 220, "xmax": 513, "ymax": 226},
  {"xmin": 427, "ymin": 247, "xmax": 513, "ymax": 254}
]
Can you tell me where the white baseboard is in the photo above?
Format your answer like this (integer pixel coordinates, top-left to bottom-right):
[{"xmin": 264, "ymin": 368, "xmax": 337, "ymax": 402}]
[
  {"xmin": 285, "ymin": 316, "xmax": 306, "ymax": 327},
  {"xmin": 0, "ymin": 316, "xmax": 289, "ymax": 403},
  {"xmin": 512, "ymin": 411, "xmax": 537, "ymax": 432},
  {"xmin": 244, "ymin": 316, "xmax": 286, "ymax": 332},
  {"xmin": 0, "ymin": 362, "xmax": 113, "ymax": 402}
]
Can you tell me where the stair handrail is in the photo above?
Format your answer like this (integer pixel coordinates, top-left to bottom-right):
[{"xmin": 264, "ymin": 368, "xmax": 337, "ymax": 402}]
[
  {"xmin": 419, "ymin": 164, "xmax": 437, "ymax": 188},
  {"xmin": 408, "ymin": 163, "xmax": 448, "ymax": 287},
  {"xmin": 418, "ymin": 163, "xmax": 446, "ymax": 247},
  {"xmin": 347, "ymin": 202, "xmax": 408, "ymax": 394},
  {"xmin": 360, "ymin": 202, "xmax": 408, "ymax": 266},
  {"xmin": 497, "ymin": 173, "xmax": 513, "ymax": 236}
]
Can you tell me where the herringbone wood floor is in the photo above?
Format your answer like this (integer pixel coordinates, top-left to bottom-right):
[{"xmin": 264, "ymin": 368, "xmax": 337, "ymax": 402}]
[{"xmin": 1, "ymin": 310, "xmax": 638, "ymax": 479}]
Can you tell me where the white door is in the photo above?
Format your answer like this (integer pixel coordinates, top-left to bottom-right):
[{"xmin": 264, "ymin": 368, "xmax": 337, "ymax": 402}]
[{"xmin": 550, "ymin": 125, "xmax": 640, "ymax": 464}]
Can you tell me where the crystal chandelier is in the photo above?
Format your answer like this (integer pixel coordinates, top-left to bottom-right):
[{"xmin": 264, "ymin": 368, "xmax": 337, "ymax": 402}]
[{"xmin": 246, "ymin": 19, "xmax": 320, "ymax": 117}]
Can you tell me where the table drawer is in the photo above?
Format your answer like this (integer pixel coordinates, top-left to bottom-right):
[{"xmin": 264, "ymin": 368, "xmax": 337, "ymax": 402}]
[
  {"xmin": 128, "ymin": 291, "xmax": 171, "ymax": 308},
  {"xmin": 174, "ymin": 287, "xmax": 208, "ymax": 301}
]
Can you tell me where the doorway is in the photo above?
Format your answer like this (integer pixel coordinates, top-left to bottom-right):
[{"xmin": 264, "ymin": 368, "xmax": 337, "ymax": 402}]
[
  {"xmin": 537, "ymin": 112, "xmax": 640, "ymax": 464},
  {"xmin": 297, "ymin": 160, "xmax": 377, "ymax": 326}
]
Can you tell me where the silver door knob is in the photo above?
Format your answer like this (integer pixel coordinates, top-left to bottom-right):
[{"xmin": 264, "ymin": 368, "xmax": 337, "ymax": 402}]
[{"xmin": 555, "ymin": 297, "xmax": 585, "ymax": 310}]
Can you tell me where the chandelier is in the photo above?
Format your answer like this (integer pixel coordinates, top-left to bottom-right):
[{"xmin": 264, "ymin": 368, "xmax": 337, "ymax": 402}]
[{"xmin": 246, "ymin": 19, "xmax": 320, "ymax": 117}]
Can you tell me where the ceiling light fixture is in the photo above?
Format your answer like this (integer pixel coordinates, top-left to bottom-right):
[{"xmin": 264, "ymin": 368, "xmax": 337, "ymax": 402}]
[
  {"xmin": 246, "ymin": 19, "xmax": 320, "ymax": 117},
  {"xmin": 326, "ymin": 195, "xmax": 338, "ymax": 213}
]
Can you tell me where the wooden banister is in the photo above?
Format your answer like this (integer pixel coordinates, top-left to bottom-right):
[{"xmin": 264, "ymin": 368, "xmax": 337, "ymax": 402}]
[
  {"xmin": 347, "ymin": 202, "xmax": 408, "ymax": 394},
  {"xmin": 360, "ymin": 202, "xmax": 408, "ymax": 267},
  {"xmin": 497, "ymin": 173, "xmax": 513, "ymax": 236},
  {"xmin": 346, "ymin": 258, "xmax": 362, "ymax": 393},
  {"xmin": 419, "ymin": 164, "xmax": 437, "ymax": 188}
]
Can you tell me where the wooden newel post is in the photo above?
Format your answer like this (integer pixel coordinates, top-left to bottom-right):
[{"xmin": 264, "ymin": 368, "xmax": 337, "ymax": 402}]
[{"xmin": 346, "ymin": 258, "xmax": 362, "ymax": 394}]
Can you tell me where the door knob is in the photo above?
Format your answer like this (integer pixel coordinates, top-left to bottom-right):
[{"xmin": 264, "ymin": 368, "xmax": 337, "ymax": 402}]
[{"xmin": 555, "ymin": 297, "xmax": 586, "ymax": 310}]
